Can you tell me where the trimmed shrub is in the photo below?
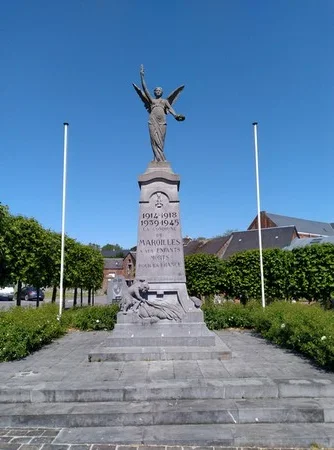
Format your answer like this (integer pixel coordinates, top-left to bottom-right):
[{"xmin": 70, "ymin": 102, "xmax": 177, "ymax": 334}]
[
  {"xmin": 203, "ymin": 301, "xmax": 260, "ymax": 330},
  {"xmin": 63, "ymin": 304, "xmax": 119, "ymax": 331},
  {"xmin": 185, "ymin": 253, "xmax": 227, "ymax": 297},
  {"xmin": 202, "ymin": 301, "xmax": 334, "ymax": 369},
  {"xmin": 0, "ymin": 303, "xmax": 120, "ymax": 362},
  {"xmin": 0, "ymin": 303, "xmax": 66, "ymax": 362},
  {"xmin": 252, "ymin": 302, "xmax": 334, "ymax": 368}
]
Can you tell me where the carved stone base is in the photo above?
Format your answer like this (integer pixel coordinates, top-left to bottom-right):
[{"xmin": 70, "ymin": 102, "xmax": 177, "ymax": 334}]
[
  {"xmin": 88, "ymin": 161, "xmax": 232, "ymax": 362},
  {"xmin": 88, "ymin": 336, "xmax": 231, "ymax": 362},
  {"xmin": 88, "ymin": 310, "xmax": 231, "ymax": 361}
]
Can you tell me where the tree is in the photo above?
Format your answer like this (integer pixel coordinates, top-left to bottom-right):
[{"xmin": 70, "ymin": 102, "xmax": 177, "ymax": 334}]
[
  {"xmin": 185, "ymin": 253, "xmax": 227, "ymax": 298},
  {"xmin": 74, "ymin": 244, "xmax": 104, "ymax": 305},
  {"xmin": 224, "ymin": 250, "xmax": 261, "ymax": 302},
  {"xmin": 45, "ymin": 231, "xmax": 62, "ymax": 303},
  {"xmin": 102, "ymin": 243, "xmax": 123, "ymax": 252},
  {"xmin": 0, "ymin": 204, "xmax": 11, "ymax": 286},
  {"xmin": 88, "ymin": 243, "xmax": 101, "ymax": 252},
  {"xmin": 4, "ymin": 215, "xmax": 51, "ymax": 306},
  {"xmin": 262, "ymin": 248, "xmax": 294, "ymax": 301},
  {"xmin": 215, "ymin": 229, "xmax": 238, "ymax": 237},
  {"xmin": 291, "ymin": 244, "xmax": 334, "ymax": 306},
  {"xmin": 224, "ymin": 248, "xmax": 294, "ymax": 303}
]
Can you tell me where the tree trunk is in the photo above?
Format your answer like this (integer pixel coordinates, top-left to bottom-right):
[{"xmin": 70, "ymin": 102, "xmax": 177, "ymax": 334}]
[
  {"xmin": 62, "ymin": 287, "xmax": 66, "ymax": 309},
  {"xmin": 80, "ymin": 287, "xmax": 83, "ymax": 306},
  {"xmin": 88, "ymin": 288, "xmax": 91, "ymax": 306},
  {"xmin": 92, "ymin": 289, "xmax": 95, "ymax": 306},
  {"xmin": 36, "ymin": 286, "xmax": 40, "ymax": 308},
  {"xmin": 16, "ymin": 280, "xmax": 22, "ymax": 307},
  {"xmin": 51, "ymin": 286, "xmax": 57, "ymax": 303},
  {"xmin": 73, "ymin": 287, "xmax": 78, "ymax": 307}
]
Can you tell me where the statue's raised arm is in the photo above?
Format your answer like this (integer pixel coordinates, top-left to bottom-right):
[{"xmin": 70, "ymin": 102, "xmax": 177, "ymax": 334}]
[{"xmin": 132, "ymin": 65, "xmax": 185, "ymax": 162}]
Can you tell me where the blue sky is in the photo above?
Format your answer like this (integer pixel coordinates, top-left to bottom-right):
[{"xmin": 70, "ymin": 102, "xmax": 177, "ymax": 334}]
[{"xmin": 2, "ymin": 0, "xmax": 333, "ymax": 248}]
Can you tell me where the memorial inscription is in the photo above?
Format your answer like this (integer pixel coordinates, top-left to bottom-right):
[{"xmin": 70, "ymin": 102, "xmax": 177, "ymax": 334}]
[{"xmin": 136, "ymin": 189, "xmax": 185, "ymax": 283}]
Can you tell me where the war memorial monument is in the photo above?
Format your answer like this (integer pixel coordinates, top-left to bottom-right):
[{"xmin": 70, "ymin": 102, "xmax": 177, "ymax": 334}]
[
  {"xmin": 89, "ymin": 66, "xmax": 231, "ymax": 361},
  {"xmin": 0, "ymin": 67, "xmax": 333, "ymax": 449}
]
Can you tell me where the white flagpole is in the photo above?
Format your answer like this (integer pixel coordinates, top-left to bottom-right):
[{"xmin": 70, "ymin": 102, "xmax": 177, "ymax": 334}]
[
  {"xmin": 59, "ymin": 122, "xmax": 69, "ymax": 319},
  {"xmin": 252, "ymin": 122, "xmax": 266, "ymax": 308}
]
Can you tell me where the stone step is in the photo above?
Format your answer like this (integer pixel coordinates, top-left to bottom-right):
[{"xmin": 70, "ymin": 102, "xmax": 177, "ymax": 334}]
[
  {"xmin": 113, "ymin": 321, "xmax": 211, "ymax": 333},
  {"xmin": 88, "ymin": 335, "xmax": 231, "ymax": 361},
  {"xmin": 2, "ymin": 378, "xmax": 334, "ymax": 403},
  {"xmin": 0, "ymin": 378, "xmax": 279, "ymax": 403},
  {"xmin": 105, "ymin": 335, "xmax": 216, "ymax": 347},
  {"xmin": 0, "ymin": 398, "xmax": 333, "ymax": 428},
  {"xmin": 51, "ymin": 423, "xmax": 334, "ymax": 447}
]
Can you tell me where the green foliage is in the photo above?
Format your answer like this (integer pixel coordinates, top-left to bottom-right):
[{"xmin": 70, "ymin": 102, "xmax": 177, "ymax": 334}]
[
  {"xmin": 252, "ymin": 302, "xmax": 334, "ymax": 368},
  {"xmin": 0, "ymin": 204, "xmax": 11, "ymax": 286},
  {"xmin": 223, "ymin": 244, "xmax": 334, "ymax": 305},
  {"xmin": 291, "ymin": 244, "xmax": 334, "ymax": 305},
  {"xmin": 262, "ymin": 249, "xmax": 294, "ymax": 301},
  {"xmin": 203, "ymin": 301, "xmax": 260, "ymax": 330},
  {"xmin": 223, "ymin": 248, "xmax": 294, "ymax": 303},
  {"xmin": 0, "ymin": 304, "xmax": 66, "ymax": 361},
  {"xmin": 4, "ymin": 215, "xmax": 46, "ymax": 287},
  {"xmin": 224, "ymin": 250, "xmax": 261, "ymax": 302},
  {"xmin": 185, "ymin": 253, "xmax": 226, "ymax": 297},
  {"xmin": 0, "ymin": 304, "xmax": 120, "ymax": 362},
  {"xmin": 203, "ymin": 301, "xmax": 334, "ymax": 369},
  {"xmin": 88, "ymin": 243, "xmax": 101, "ymax": 251},
  {"xmin": 0, "ymin": 206, "xmax": 104, "ymax": 305},
  {"xmin": 63, "ymin": 305, "xmax": 119, "ymax": 331},
  {"xmin": 102, "ymin": 243, "xmax": 123, "ymax": 252}
]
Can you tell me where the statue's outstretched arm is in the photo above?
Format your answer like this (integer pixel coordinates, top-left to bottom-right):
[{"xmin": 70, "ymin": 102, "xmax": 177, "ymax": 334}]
[
  {"xmin": 140, "ymin": 65, "xmax": 152, "ymax": 103},
  {"xmin": 165, "ymin": 100, "xmax": 185, "ymax": 121},
  {"xmin": 166, "ymin": 101, "xmax": 178, "ymax": 118}
]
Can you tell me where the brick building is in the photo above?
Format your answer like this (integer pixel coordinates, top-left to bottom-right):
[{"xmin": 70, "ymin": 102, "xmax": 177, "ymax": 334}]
[
  {"xmin": 102, "ymin": 252, "xmax": 136, "ymax": 292},
  {"xmin": 248, "ymin": 211, "xmax": 334, "ymax": 238}
]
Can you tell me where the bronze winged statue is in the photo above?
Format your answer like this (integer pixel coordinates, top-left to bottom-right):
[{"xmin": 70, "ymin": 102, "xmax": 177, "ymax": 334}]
[{"xmin": 133, "ymin": 65, "xmax": 185, "ymax": 162}]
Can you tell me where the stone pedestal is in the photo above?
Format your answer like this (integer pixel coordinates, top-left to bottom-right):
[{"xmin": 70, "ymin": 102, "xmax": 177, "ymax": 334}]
[
  {"xmin": 135, "ymin": 161, "xmax": 194, "ymax": 314},
  {"xmin": 89, "ymin": 162, "xmax": 231, "ymax": 362}
]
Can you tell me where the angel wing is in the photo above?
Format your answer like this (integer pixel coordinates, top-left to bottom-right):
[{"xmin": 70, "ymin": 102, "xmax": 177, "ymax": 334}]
[
  {"xmin": 132, "ymin": 83, "xmax": 151, "ymax": 111},
  {"xmin": 167, "ymin": 85, "xmax": 185, "ymax": 106}
]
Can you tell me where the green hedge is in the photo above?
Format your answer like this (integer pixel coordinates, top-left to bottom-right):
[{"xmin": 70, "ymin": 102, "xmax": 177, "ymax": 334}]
[
  {"xmin": 253, "ymin": 302, "xmax": 334, "ymax": 368},
  {"xmin": 185, "ymin": 244, "xmax": 334, "ymax": 304},
  {"xmin": 203, "ymin": 301, "xmax": 259, "ymax": 329},
  {"xmin": 204, "ymin": 301, "xmax": 334, "ymax": 369},
  {"xmin": 0, "ymin": 304, "xmax": 66, "ymax": 361},
  {"xmin": 0, "ymin": 303, "xmax": 119, "ymax": 362},
  {"xmin": 62, "ymin": 304, "xmax": 119, "ymax": 331}
]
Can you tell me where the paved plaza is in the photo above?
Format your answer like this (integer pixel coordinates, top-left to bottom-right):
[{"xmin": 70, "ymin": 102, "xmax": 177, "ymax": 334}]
[{"xmin": 0, "ymin": 329, "xmax": 334, "ymax": 449}]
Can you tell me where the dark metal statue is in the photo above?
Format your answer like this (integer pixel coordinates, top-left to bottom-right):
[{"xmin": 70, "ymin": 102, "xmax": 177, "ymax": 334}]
[{"xmin": 133, "ymin": 65, "xmax": 185, "ymax": 162}]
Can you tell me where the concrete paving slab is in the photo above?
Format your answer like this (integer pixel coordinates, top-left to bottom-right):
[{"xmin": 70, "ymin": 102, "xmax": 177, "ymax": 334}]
[
  {"xmin": 172, "ymin": 361, "xmax": 201, "ymax": 379},
  {"xmin": 56, "ymin": 426, "xmax": 144, "ymax": 445},
  {"xmin": 1, "ymin": 329, "xmax": 334, "ymax": 447},
  {"xmin": 197, "ymin": 359, "xmax": 231, "ymax": 378},
  {"xmin": 147, "ymin": 361, "xmax": 175, "ymax": 380}
]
